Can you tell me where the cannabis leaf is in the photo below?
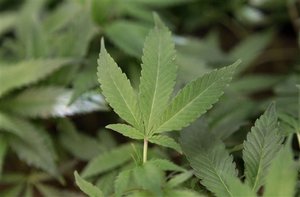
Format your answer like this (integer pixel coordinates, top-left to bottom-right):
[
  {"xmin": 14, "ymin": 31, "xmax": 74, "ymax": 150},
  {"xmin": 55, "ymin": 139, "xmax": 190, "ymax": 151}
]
[
  {"xmin": 106, "ymin": 124, "xmax": 144, "ymax": 140},
  {"xmin": 154, "ymin": 61, "xmax": 239, "ymax": 133},
  {"xmin": 243, "ymin": 103, "xmax": 283, "ymax": 191},
  {"xmin": 98, "ymin": 14, "xmax": 239, "ymax": 152},
  {"xmin": 97, "ymin": 40, "xmax": 142, "ymax": 130},
  {"xmin": 263, "ymin": 141, "xmax": 297, "ymax": 197},
  {"xmin": 0, "ymin": 87, "xmax": 107, "ymax": 118},
  {"xmin": 114, "ymin": 169, "xmax": 131, "ymax": 197},
  {"xmin": 180, "ymin": 120, "xmax": 238, "ymax": 197},
  {"xmin": 81, "ymin": 144, "xmax": 133, "ymax": 178},
  {"xmin": 74, "ymin": 171, "xmax": 104, "ymax": 197},
  {"xmin": 0, "ymin": 113, "xmax": 58, "ymax": 176},
  {"xmin": 0, "ymin": 59, "xmax": 71, "ymax": 97},
  {"xmin": 138, "ymin": 14, "xmax": 177, "ymax": 133},
  {"xmin": 148, "ymin": 134, "xmax": 182, "ymax": 152}
]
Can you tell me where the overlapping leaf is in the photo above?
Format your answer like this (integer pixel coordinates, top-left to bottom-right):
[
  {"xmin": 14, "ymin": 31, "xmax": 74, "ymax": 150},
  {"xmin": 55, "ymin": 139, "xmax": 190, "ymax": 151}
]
[
  {"xmin": 243, "ymin": 104, "xmax": 283, "ymax": 191},
  {"xmin": 180, "ymin": 121, "xmax": 238, "ymax": 197},
  {"xmin": 264, "ymin": 143, "xmax": 297, "ymax": 197}
]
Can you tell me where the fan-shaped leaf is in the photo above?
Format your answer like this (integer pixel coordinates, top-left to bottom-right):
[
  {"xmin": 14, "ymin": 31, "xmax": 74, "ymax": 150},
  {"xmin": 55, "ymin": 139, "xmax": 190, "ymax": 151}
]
[
  {"xmin": 97, "ymin": 40, "xmax": 142, "ymax": 130},
  {"xmin": 180, "ymin": 120, "xmax": 237, "ymax": 197},
  {"xmin": 243, "ymin": 103, "xmax": 283, "ymax": 191},
  {"xmin": 139, "ymin": 15, "xmax": 177, "ymax": 133},
  {"xmin": 0, "ymin": 59, "xmax": 71, "ymax": 97},
  {"xmin": 155, "ymin": 61, "xmax": 239, "ymax": 133}
]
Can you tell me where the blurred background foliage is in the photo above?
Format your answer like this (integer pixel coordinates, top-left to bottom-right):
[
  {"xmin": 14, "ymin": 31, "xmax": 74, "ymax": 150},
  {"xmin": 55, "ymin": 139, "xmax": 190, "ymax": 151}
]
[{"xmin": 0, "ymin": 0, "xmax": 299, "ymax": 196}]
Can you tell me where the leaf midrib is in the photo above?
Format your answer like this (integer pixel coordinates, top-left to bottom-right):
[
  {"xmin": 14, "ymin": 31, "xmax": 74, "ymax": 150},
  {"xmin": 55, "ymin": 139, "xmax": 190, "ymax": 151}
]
[
  {"xmin": 202, "ymin": 151, "xmax": 234, "ymax": 197},
  {"xmin": 146, "ymin": 30, "xmax": 162, "ymax": 132},
  {"xmin": 251, "ymin": 123, "xmax": 272, "ymax": 191},
  {"xmin": 107, "ymin": 62, "xmax": 140, "ymax": 129}
]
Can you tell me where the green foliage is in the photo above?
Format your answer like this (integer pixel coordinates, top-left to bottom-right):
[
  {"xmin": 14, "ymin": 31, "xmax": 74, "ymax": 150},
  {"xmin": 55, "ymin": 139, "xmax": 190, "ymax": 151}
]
[
  {"xmin": 0, "ymin": 0, "xmax": 299, "ymax": 196},
  {"xmin": 74, "ymin": 171, "xmax": 104, "ymax": 197},
  {"xmin": 181, "ymin": 104, "xmax": 295, "ymax": 197},
  {"xmin": 180, "ymin": 120, "xmax": 238, "ymax": 197},
  {"xmin": 98, "ymin": 14, "xmax": 238, "ymax": 149},
  {"xmin": 0, "ymin": 87, "xmax": 107, "ymax": 118},
  {"xmin": 0, "ymin": 59, "xmax": 71, "ymax": 97},
  {"xmin": 0, "ymin": 113, "xmax": 58, "ymax": 176},
  {"xmin": 97, "ymin": 39, "xmax": 142, "ymax": 129},
  {"xmin": 138, "ymin": 15, "xmax": 177, "ymax": 132},
  {"xmin": 263, "ymin": 142, "xmax": 297, "ymax": 197},
  {"xmin": 243, "ymin": 103, "xmax": 283, "ymax": 191},
  {"xmin": 81, "ymin": 144, "xmax": 133, "ymax": 178}
]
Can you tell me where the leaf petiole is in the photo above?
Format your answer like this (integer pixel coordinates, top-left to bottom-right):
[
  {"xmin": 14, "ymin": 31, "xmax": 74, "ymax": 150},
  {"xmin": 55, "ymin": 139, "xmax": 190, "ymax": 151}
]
[{"xmin": 143, "ymin": 138, "xmax": 148, "ymax": 163}]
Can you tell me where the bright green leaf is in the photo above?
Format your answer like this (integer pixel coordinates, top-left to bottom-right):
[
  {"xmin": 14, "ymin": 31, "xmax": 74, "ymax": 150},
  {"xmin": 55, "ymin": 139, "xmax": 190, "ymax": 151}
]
[
  {"xmin": 97, "ymin": 40, "xmax": 142, "ymax": 130},
  {"xmin": 106, "ymin": 124, "xmax": 144, "ymax": 140},
  {"xmin": 155, "ymin": 61, "xmax": 239, "ymax": 133},
  {"xmin": 139, "ymin": 15, "xmax": 177, "ymax": 133}
]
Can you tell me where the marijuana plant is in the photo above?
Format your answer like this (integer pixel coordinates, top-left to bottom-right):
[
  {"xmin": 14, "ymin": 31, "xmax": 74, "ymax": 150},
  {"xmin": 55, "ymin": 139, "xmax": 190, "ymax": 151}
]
[
  {"xmin": 98, "ymin": 15, "xmax": 239, "ymax": 163},
  {"xmin": 75, "ymin": 15, "xmax": 239, "ymax": 196},
  {"xmin": 181, "ymin": 104, "xmax": 297, "ymax": 197}
]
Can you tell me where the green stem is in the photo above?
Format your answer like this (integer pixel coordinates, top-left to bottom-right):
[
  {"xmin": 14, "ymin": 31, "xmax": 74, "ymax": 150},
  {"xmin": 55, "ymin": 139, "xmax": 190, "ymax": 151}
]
[{"xmin": 143, "ymin": 138, "xmax": 148, "ymax": 163}]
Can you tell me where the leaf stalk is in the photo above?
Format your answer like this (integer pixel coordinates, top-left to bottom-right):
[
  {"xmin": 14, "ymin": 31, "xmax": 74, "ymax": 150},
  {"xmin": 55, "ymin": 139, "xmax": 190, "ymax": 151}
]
[{"xmin": 143, "ymin": 138, "xmax": 148, "ymax": 163}]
